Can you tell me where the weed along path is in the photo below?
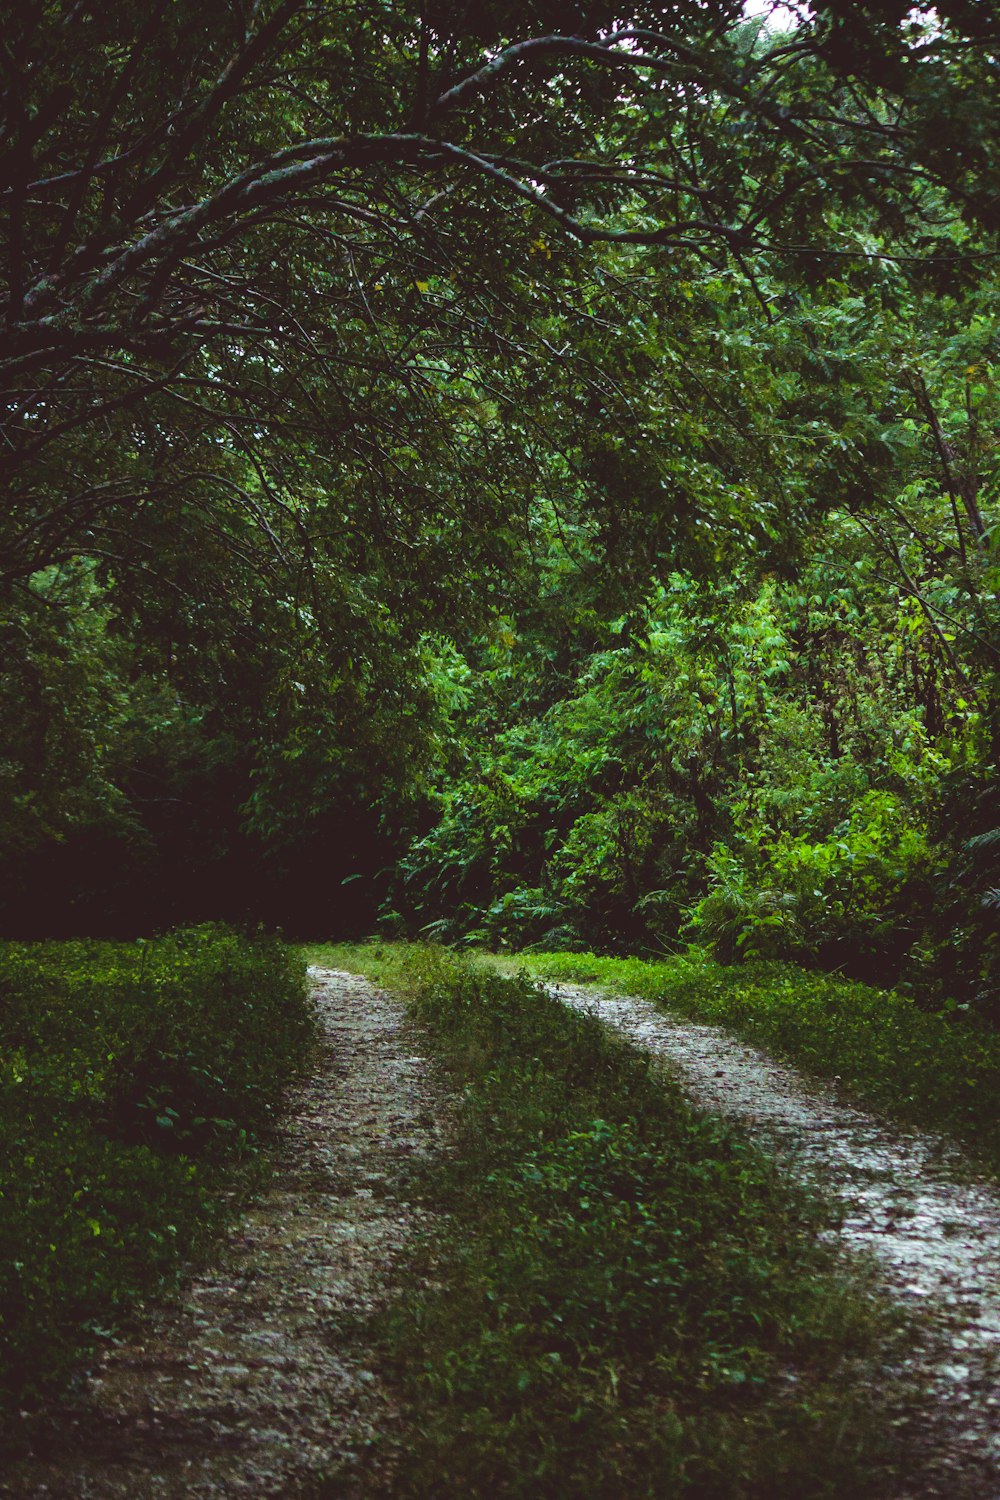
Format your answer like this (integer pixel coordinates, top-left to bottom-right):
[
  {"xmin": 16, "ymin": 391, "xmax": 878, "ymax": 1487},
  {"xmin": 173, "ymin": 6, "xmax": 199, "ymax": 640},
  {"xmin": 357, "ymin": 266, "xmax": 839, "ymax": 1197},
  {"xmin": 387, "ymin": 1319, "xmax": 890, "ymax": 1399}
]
[
  {"xmin": 551, "ymin": 981, "xmax": 1000, "ymax": 1498},
  {"xmin": 1, "ymin": 968, "xmax": 452, "ymax": 1500}
]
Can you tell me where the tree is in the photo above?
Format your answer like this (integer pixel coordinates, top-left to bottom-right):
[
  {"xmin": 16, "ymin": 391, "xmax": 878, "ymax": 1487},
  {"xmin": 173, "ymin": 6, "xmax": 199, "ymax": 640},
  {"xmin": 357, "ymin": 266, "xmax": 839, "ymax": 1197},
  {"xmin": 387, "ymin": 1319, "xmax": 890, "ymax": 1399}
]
[
  {"xmin": 4, "ymin": 0, "xmax": 1000, "ymax": 601},
  {"xmin": 3, "ymin": 0, "xmax": 1000, "ymax": 935}
]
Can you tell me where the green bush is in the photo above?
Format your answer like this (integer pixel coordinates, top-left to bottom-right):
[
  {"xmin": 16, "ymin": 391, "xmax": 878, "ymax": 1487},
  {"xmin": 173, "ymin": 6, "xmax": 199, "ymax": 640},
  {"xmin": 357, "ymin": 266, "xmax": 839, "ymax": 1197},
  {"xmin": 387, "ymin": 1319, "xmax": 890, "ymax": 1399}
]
[
  {"xmin": 0, "ymin": 926, "xmax": 313, "ymax": 1412},
  {"xmin": 690, "ymin": 791, "xmax": 934, "ymax": 977}
]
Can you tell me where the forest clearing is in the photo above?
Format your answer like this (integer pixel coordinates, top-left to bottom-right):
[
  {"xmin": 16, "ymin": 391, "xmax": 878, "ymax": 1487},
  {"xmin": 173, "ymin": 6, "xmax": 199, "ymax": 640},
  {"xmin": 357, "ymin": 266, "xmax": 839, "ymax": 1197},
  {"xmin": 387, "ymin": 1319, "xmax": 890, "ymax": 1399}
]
[{"xmin": 6, "ymin": 0, "xmax": 1000, "ymax": 1493}]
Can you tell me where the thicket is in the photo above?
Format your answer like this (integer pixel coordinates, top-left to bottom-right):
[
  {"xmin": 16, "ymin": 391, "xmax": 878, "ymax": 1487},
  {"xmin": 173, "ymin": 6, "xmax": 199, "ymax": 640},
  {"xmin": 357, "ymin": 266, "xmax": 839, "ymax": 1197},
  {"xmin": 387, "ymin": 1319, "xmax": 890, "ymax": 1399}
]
[
  {"xmin": 319, "ymin": 943, "xmax": 911, "ymax": 1499},
  {"xmin": 0, "ymin": 927, "xmax": 312, "ymax": 1416},
  {"xmin": 397, "ymin": 299, "xmax": 1000, "ymax": 1010},
  {"xmin": 4, "ymin": 2, "xmax": 1000, "ymax": 978}
]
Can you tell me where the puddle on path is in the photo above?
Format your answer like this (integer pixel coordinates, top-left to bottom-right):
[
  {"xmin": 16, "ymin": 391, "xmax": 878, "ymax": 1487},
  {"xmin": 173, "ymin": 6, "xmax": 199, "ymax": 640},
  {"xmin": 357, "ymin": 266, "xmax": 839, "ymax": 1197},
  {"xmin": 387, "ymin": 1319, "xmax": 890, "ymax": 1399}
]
[
  {"xmin": 552, "ymin": 982, "xmax": 1000, "ymax": 1498},
  {"xmin": 1, "ymin": 968, "xmax": 452, "ymax": 1500}
]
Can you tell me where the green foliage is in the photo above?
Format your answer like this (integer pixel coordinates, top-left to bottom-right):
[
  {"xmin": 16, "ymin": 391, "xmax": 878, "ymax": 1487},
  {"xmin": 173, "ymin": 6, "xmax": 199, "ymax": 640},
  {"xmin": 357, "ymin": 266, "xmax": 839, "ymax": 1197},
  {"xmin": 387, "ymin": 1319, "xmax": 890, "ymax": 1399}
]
[
  {"xmin": 690, "ymin": 790, "xmax": 935, "ymax": 967},
  {"xmin": 2, "ymin": 4, "xmax": 1000, "ymax": 991},
  {"xmin": 0, "ymin": 927, "xmax": 313, "ymax": 1413},
  {"xmin": 400, "ymin": 429, "xmax": 1000, "ymax": 1005},
  {"xmin": 520, "ymin": 951, "xmax": 1000, "ymax": 1174},
  {"xmin": 6, "ymin": 2, "xmax": 1000, "ymax": 953},
  {"xmin": 319, "ymin": 943, "xmax": 910, "ymax": 1499},
  {"xmin": 0, "ymin": 568, "xmax": 138, "ymax": 866},
  {"xmin": 0, "ymin": 549, "xmax": 448, "ymax": 935}
]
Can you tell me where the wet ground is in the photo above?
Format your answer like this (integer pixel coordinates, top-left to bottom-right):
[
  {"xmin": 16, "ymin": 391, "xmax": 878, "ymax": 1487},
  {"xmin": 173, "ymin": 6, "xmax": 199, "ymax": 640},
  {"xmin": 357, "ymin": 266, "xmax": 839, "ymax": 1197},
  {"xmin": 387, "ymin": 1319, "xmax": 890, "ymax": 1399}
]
[
  {"xmin": 0, "ymin": 969, "xmax": 453, "ymax": 1500},
  {"xmin": 6, "ymin": 966, "xmax": 1000, "ymax": 1497},
  {"xmin": 551, "ymin": 982, "xmax": 1000, "ymax": 1498}
]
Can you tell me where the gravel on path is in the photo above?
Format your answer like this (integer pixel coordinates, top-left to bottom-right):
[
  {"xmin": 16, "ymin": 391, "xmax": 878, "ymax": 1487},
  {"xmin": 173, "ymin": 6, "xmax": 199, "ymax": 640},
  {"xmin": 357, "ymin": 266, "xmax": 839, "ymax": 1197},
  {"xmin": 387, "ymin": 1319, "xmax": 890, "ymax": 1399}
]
[
  {"xmin": 551, "ymin": 981, "xmax": 1000, "ymax": 1499},
  {"xmin": 0, "ymin": 967, "xmax": 452, "ymax": 1500}
]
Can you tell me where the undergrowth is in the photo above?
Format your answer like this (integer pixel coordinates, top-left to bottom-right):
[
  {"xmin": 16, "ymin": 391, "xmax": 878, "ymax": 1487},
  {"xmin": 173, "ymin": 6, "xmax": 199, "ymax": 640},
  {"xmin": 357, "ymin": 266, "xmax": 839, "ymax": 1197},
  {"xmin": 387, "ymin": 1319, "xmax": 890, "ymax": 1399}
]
[
  {"xmin": 0, "ymin": 925, "xmax": 312, "ymax": 1416},
  {"xmin": 518, "ymin": 949, "xmax": 1000, "ymax": 1175},
  {"xmin": 314, "ymin": 941, "xmax": 911, "ymax": 1500}
]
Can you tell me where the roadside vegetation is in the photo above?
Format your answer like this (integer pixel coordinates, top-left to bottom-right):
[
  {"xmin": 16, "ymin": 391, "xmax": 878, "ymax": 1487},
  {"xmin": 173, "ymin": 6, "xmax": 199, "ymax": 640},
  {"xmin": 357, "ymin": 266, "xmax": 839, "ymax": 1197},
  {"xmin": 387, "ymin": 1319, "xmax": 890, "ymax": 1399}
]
[
  {"xmin": 314, "ymin": 942, "xmax": 913, "ymax": 1499},
  {"xmin": 6, "ymin": 3, "xmax": 1000, "ymax": 1484},
  {"xmin": 0, "ymin": 927, "xmax": 312, "ymax": 1420},
  {"xmin": 517, "ymin": 950, "xmax": 1000, "ymax": 1176}
]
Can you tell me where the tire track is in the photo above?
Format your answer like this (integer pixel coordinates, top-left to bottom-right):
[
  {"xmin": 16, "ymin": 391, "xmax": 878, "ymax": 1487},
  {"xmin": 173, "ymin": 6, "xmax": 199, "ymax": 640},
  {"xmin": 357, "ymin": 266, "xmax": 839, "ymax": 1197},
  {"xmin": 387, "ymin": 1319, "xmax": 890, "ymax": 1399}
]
[
  {"xmin": 1, "ymin": 968, "xmax": 452, "ymax": 1499},
  {"xmin": 552, "ymin": 981, "xmax": 1000, "ymax": 1498}
]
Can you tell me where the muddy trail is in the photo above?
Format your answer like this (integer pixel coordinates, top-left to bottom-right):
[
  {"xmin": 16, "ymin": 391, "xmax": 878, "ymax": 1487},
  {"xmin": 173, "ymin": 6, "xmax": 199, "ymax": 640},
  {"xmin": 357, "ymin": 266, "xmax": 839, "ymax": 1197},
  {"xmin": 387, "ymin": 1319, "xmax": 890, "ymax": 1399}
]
[
  {"xmin": 552, "ymin": 980, "xmax": 1000, "ymax": 1499},
  {"xmin": 0, "ymin": 968, "xmax": 453, "ymax": 1500}
]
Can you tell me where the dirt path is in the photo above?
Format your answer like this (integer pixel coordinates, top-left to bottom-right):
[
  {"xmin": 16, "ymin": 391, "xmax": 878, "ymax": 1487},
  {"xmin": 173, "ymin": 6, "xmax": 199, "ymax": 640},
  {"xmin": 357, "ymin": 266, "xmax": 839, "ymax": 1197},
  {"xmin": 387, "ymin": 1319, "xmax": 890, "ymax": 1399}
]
[
  {"xmin": 552, "ymin": 981, "xmax": 1000, "ymax": 1498},
  {"xmin": 8, "ymin": 964, "xmax": 999, "ymax": 1498},
  {"xmin": 1, "ymin": 968, "xmax": 452, "ymax": 1500}
]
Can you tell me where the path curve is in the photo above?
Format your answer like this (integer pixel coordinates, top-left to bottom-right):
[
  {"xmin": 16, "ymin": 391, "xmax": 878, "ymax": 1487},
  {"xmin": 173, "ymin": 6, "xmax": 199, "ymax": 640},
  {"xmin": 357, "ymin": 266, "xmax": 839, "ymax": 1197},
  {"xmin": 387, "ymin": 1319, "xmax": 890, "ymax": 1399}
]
[
  {"xmin": 1, "ymin": 967, "xmax": 452, "ymax": 1499},
  {"xmin": 552, "ymin": 982, "xmax": 1000, "ymax": 1499}
]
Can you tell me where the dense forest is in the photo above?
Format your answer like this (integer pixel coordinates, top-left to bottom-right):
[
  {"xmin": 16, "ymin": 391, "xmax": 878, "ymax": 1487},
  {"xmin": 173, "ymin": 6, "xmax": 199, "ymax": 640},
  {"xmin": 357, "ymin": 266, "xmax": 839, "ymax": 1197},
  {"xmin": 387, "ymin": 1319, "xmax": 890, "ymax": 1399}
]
[
  {"xmin": 9, "ymin": 5, "xmax": 1000, "ymax": 1491},
  {"xmin": 3, "ymin": 0, "xmax": 1000, "ymax": 995}
]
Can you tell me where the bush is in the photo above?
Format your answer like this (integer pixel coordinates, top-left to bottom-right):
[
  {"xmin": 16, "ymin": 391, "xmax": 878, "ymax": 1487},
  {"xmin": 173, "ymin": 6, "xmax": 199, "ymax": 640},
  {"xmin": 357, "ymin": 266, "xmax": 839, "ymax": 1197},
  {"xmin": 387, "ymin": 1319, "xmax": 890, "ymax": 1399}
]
[{"xmin": 689, "ymin": 791, "xmax": 934, "ymax": 982}]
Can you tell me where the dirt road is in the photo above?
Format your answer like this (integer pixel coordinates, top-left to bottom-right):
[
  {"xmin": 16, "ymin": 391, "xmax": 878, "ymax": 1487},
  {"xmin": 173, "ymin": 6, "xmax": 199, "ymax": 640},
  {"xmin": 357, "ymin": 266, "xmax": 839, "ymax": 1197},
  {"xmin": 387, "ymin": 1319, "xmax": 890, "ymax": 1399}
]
[{"xmin": 1, "ymin": 968, "xmax": 451, "ymax": 1500}]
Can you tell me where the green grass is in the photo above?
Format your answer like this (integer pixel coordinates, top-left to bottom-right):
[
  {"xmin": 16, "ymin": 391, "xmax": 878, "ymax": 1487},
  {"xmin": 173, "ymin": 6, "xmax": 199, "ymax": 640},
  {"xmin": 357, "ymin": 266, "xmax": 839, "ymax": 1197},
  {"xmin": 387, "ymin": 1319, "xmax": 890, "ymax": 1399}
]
[
  {"xmin": 513, "ymin": 948, "xmax": 1000, "ymax": 1174},
  {"xmin": 312, "ymin": 941, "xmax": 913, "ymax": 1500},
  {"xmin": 0, "ymin": 926, "xmax": 314, "ymax": 1416}
]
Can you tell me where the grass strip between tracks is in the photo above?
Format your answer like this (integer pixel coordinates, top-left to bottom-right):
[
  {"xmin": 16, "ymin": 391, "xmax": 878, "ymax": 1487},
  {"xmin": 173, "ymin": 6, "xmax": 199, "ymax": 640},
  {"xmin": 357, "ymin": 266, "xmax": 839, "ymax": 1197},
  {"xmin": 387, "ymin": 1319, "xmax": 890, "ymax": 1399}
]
[{"xmin": 309, "ymin": 942, "xmax": 913, "ymax": 1500}]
